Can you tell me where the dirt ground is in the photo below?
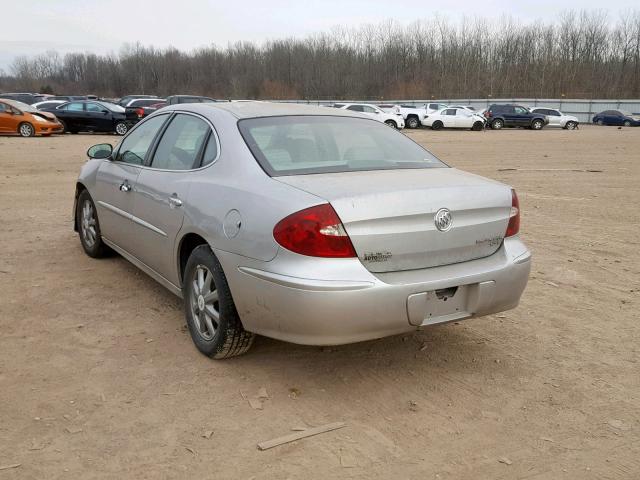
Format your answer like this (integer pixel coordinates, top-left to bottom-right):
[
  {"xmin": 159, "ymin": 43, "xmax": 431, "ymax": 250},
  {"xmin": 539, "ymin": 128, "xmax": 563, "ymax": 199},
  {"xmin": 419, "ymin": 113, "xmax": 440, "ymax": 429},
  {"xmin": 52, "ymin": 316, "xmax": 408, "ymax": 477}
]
[{"xmin": 0, "ymin": 125, "xmax": 639, "ymax": 479}]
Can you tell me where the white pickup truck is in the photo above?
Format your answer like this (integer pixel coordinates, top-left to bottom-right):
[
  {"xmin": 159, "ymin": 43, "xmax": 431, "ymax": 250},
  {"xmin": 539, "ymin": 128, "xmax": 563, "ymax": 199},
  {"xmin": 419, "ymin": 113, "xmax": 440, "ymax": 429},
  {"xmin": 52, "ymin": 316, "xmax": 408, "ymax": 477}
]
[{"xmin": 378, "ymin": 102, "xmax": 449, "ymax": 129}]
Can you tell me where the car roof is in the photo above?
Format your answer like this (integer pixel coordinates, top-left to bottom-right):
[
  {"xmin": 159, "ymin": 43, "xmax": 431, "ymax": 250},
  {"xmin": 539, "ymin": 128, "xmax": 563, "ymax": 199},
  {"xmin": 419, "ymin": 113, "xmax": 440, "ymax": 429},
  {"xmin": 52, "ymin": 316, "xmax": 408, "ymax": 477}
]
[{"xmin": 171, "ymin": 101, "xmax": 367, "ymax": 120}]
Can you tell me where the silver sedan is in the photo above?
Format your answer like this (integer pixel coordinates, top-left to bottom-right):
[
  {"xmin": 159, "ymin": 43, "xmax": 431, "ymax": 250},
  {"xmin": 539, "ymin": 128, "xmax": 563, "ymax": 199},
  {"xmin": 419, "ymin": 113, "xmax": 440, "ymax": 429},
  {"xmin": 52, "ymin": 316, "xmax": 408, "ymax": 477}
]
[{"xmin": 74, "ymin": 102, "xmax": 531, "ymax": 358}]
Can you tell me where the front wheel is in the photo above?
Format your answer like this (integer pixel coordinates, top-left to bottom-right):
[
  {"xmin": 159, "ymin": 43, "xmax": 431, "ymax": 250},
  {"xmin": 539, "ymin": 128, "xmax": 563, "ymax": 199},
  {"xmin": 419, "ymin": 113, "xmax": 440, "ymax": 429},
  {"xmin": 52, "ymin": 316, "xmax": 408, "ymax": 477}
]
[
  {"xmin": 18, "ymin": 122, "xmax": 35, "ymax": 137},
  {"xmin": 183, "ymin": 245, "xmax": 254, "ymax": 359},
  {"xmin": 472, "ymin": 121, "xmax": 484, "ymax": 131},
  {"xmin": 76, "ymin": 190, "xmax": 109, "ymax": 258},
  {"xmin": 406, "ymin": 116, "xmax": 420, "ymax": 129},
  {"xmin": 623, "ymin": 120, "xmax": 631, "ymax": 127},
  {"xmin": 384, "ymin": 119, "xmax": 398, "ymax": 129},
  {"xmin": 531, "ymin": 119, "xmax": 544, "ymax": 130},
  {"xmin": 115, "ymin": 122, "xmax": 129, "ymax": 136},
  {"xmin": 597, "ymin": 119, "xmax": 604, "ymax": 126},
  {"xmin": 564, "ymin": 121, "xmax": 578, "ymax": 130}
]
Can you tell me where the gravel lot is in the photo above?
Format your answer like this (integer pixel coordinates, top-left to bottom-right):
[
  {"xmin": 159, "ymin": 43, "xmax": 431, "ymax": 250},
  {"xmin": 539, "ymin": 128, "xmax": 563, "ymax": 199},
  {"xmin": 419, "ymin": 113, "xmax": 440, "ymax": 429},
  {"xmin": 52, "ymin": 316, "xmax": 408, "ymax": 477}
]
[{"xmin": 0, "ymin": 125, "xmax": 639, "ymax": 479}]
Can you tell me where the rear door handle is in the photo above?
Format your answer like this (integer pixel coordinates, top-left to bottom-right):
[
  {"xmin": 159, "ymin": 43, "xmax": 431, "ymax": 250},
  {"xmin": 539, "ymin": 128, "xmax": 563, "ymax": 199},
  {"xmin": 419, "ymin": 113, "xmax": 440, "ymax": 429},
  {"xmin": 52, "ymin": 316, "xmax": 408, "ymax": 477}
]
[{"xmin": 168, "ymin": 195, "xmax": 182, "ymax": 208}]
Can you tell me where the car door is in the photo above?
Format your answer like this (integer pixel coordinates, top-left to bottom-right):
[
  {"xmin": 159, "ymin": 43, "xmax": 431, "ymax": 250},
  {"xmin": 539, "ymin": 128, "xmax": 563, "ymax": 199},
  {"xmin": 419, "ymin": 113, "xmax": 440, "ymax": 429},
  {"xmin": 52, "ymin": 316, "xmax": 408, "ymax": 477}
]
[
  {"xmin": 0, "ymin": 102, "xmax": 19, "ymax": 133},
  {"xmin": 131, "ymin": 113, "xmax": 213, "ymax": 283},
  {"xmin": 455, "ymin": 109, "xmax": 473, "ymax": 128},
  {"xmin": 85, "ymin": 102, "xmax": 111, "ymax": 132},
  {"xmin": 360, "ymin": 105, "xmax": 380, "ymax": 120},
  {"xmin": 94, "ymin": 114, "xmax": 169, "ymax": 253},
  {"xmin": 58, "ymin": 102, "xmax": 85, "ymax": 131},
  {"xmin": 513, "ymin": 106, "xmax": 529, "ymax": 126},
  {"xmin": 546, "ymin": 109, "xmax": 561, "ymax": 126},
  {"xmin": 441, "ymin": 109, "xmax": 457, "ymax": 127}
]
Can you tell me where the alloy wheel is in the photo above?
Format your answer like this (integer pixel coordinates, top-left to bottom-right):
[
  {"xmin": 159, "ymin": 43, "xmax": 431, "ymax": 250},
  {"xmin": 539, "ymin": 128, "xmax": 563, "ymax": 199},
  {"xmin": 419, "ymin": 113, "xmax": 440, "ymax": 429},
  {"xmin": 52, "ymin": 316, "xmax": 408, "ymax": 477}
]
[
  {"xmin": 190, "ymin": 265, "xmax": 220, "ymax": 341},
  {"xmin": 81, "ymin": 199, "xmax": 97, "ymax": 247},
  {"xmin": 19, "ymin": 123, "xmax": 34, "ymax": 137}
]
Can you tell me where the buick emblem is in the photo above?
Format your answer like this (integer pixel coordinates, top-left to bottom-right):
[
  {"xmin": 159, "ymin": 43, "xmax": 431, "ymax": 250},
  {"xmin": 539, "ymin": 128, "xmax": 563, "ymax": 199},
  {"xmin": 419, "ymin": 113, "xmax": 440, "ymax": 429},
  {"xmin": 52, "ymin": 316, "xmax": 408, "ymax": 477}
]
[{"xmin": 434, "ymin": 208, "xmax": 453, "ymax": 232}]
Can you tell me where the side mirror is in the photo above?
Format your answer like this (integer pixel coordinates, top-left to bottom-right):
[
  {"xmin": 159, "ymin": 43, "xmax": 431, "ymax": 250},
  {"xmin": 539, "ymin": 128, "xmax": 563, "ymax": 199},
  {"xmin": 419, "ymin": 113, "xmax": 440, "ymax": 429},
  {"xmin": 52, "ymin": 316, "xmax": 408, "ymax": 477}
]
[{"xmin": 87, "ymin": 143, "xmax": 113, "ymax": 159}]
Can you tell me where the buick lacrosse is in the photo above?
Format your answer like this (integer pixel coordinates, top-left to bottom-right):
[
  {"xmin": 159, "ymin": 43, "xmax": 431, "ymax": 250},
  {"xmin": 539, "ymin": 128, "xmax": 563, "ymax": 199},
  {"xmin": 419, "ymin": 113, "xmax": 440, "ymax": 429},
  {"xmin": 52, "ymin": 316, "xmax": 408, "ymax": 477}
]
[{"xmin": 74, "ymin": 102, "xmax": 531, "ymax": 358}]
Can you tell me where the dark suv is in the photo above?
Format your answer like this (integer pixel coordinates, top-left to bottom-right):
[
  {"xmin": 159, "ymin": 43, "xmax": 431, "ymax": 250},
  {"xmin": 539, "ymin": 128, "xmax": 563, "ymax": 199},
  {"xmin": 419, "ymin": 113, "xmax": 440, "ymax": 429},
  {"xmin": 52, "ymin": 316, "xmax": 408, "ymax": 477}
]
[{"xmin": 484, "ymin": 104, "xmax": 548, "ymax": 130}]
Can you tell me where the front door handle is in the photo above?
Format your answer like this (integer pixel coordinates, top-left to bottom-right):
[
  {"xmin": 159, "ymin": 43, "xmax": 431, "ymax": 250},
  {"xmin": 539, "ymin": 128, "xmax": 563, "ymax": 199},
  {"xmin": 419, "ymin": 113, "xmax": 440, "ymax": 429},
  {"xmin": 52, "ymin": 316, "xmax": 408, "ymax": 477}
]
[
  {"xmin": 168, "ymin": 195, "xmax": 182, "ymax": 208},
  {"xmin": 119, "ymin": 181, "xmax": 131, "ymax": 192}
]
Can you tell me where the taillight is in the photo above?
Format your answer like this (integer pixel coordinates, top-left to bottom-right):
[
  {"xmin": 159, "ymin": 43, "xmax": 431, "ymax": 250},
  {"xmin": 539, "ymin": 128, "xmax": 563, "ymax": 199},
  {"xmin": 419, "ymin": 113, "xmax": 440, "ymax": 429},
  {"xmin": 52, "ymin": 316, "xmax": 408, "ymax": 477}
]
[
  {"xmin": 135, "ymin": 108, "xmax": 144, "ymax": 118},
  {"xmin": 505, "ymin": 189, "xmax": 520, "ymax": 237},
  {"xmin": 273, "ymin": 204, "xmax": 356, "ymax": 258}
]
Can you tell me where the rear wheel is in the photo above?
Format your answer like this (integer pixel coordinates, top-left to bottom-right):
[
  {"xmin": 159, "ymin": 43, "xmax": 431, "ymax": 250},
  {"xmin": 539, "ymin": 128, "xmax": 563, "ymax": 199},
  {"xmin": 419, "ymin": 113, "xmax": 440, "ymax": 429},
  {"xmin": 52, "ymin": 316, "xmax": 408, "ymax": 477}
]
[
  {"xmin": 597, "ymin": 119, "xmax": 604, "ymax": 126},
  {"xmin": 384, "ymin": 119, "xmax": 398, "ymax": 129},
  {"xmin": 564, "ymin": 121, "xmax": 578, "ymax": 130},
  {"xmin": 115, "ymin": 122, "xmax": 128, "ymax": 136},
  {"xmin": 491, "ymin": 118, "xmax": 504, "ymax": 130},
  {"xmin": 183, "ymin": 245, "xmax": 254, "ymax": 359},
  {"xmin": 76, "ymin": 190, "xmax": 109, "ymax": 258},
  {"xmin": 406, "ymin": 116, "xmax": 420, "ymax": 129},
  {"xmin": 431, "ymin": 121, "xmax": 443, "ymax": 130},
  {"xmin": 531, "ymin": 119, "xmax": 544, "ymax": 130},
  {"xmin": 623, "ymin": 120, "xmax": 631, "ymax": 127},
  {"xmin": 18, "ymin": 122, "xmax": 35, "ymax": 137}
]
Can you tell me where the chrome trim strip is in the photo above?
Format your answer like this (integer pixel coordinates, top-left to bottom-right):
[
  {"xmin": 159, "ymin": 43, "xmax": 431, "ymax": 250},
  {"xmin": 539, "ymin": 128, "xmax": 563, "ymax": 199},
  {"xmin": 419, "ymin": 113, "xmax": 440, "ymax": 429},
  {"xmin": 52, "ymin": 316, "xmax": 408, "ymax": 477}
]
[
  {"xmin": 238, "ymin": 267, "xmax": 374, "ymax": 291},
  {"xmin": 97, "ymin": 200, "xmax": 167, "ymax": 237}
]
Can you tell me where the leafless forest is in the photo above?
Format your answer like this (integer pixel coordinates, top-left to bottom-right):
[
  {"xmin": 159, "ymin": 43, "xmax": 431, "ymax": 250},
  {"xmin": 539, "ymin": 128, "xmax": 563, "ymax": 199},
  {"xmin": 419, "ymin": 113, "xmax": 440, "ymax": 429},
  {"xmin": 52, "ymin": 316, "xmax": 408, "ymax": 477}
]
[{"xmin": 2, "ymin": 10, "xmax": 640, "ymax": 99}]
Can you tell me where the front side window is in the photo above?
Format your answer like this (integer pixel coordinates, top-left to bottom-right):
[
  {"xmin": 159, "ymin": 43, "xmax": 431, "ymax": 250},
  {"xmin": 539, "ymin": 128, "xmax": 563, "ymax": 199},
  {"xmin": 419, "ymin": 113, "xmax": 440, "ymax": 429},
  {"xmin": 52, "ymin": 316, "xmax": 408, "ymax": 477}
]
[
  {"xmin": 64, "ymin": 103, "xmax": 84, "ymax": 111},
  {"xmin": 239, "ymin": 116, "xmax": 446, "ymax": 176},
  {"xmin": 116, "ymin": 114, "xmax": 168, "ymax": 165},
  {"xmin": 361, "ymin": 105, "xmax": 377, "ymax": 113},
  {"xmin": 150, "ymin": 114, "xmax": 210, "ymax": 170},
  {"xmin": 443, "ymin": 109, "xmax": 456, "ymax": 116},
  {"xmin": 347, "ymin": 105, "xmax": 364, "ymax": 112},
  {"xmin": 85, "ymin": 103, "xmax": 103, "ymax": 112}
]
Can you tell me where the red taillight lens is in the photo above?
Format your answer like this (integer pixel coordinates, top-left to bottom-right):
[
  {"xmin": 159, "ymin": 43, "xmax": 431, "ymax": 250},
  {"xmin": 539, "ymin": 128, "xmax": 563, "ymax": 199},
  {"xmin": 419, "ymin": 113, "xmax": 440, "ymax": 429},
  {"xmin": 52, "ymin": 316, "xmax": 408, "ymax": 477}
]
[
  {"xmin": 273, "ymin": 204, "xmax": 356, "ymax": 258},
  {"xmin": 135, "ymin": 108, "xmax": 144, "ymax": 118},
  {"xmin": 505, "ymin": 189, "xmax": 520, "ymax": 237}
]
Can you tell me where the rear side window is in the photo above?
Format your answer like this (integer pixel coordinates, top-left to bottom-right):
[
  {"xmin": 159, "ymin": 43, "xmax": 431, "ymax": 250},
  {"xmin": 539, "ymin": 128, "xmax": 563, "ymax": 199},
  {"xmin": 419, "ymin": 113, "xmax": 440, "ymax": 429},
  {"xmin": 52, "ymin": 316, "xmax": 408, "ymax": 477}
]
[
  {"xmin": 116, "ymin": 114, "xmax": 168, "ymax": 165},
  {"xmin": 238, "ymin": 115, "xmax": 446, "ymax": 176},
  {"xmin": 150, "ymin": 114, "xmax": 210, "ymax": 170}
]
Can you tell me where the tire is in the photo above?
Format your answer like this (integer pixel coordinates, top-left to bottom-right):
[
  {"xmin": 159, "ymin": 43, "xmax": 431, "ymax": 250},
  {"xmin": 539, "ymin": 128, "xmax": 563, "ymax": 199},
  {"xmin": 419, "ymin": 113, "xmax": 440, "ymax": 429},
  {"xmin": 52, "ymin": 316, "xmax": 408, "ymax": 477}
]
[
  {"xmin": 406, "ymin": 116, "xmax": 420, "ymax": 129},
  {"xmin": 491, "ymin": 118, "xmax": 504, "ymax": 130},
  {"xmin": 115, "ymin": 122, "xmax": 129, "ymax": 136},
  {"xmin": 623, "ymin": 120, "xmax": 631, "ymax": 127},
  {"xmin": 564, "ymin": 121, "xmax": 577, "ymax": 130},
  {"xmin": 431, "ymin": 121, "xmax": 443, "ymax": 131},
  {"xmin": 183, "ymin": 245, "xmax": 255, "ymax": 359},
  {"xmin": 76, "ymin": 190, "xmax": 109, "ymax": 258},
  {"xmin": 472, "ymin": 121, "xmax": 484, "ymax": 131},
  {"xmin": 18, "ymin": 122, "xmax": 35, "ymax": 137},
  {"xmin": 384, "ymin": 119, "xmax": 398, "ymax": 129},
  {"xmin": 597, "ymin": 119, "xmax": 604, "ymax": 126},
  {"xmin": 59, "ymin": 119, "xmax": 68, "ymax": 133},
  {"xmin": 531, "ymin": 119, "xmax": 544, "ymax": 130}
]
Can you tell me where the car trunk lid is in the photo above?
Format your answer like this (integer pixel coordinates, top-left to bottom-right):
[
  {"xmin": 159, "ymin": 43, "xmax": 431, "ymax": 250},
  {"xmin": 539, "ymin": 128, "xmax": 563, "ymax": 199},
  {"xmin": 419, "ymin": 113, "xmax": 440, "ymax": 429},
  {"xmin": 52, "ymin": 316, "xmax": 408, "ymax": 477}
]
[{"xmin": 276, "ymin": 168, "xmax": 512, "ymax": 273}]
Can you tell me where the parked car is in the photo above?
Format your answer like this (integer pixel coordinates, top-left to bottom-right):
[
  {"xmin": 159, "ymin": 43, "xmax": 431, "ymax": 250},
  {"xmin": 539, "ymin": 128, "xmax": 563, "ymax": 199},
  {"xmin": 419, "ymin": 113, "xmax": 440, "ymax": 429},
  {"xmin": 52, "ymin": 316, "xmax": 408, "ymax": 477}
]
[
  {"xmin": 423, "ymin": 107, "xmax": 486, "ymax": 131},
  {"xmin": 592, "ymin": 110, "xmax": 640, "ymax": 127},
  {"xmin": 49, "ymin": 95, "xmax": 89, "ymax": 102},
  {"xmin": 32, "ymin": 100, "xmax": 67, "ymax": 110},
  {"xmin": 73, "ymin": 102, "xmax": 531, "ymax": 358},
  {"xmin": 0, "ymin": 92, "xmax": 47, "ymax": 105},
  {"xmin": 117, "ymin": 95, "xmax": 159, "ymax": 107},
  {"xmin": 448, "ymin": 105, "xmax": 476, "ymax": 112},
  {"xmin": 332, "ymin": 103, "xmax": 405, "ymax": 129},
  {"xmin": 124, "ymin": 98, "xmax": 167, "ymax": 119},
  {"xmin": 39, "ymin": 100, "xmax": 138, "ymax": 135},
  {"xmin": 529, "ymin": 108, "xmax": 579, "ymax": 129},
  {"xmin": 424, "ymin": 102, "xmax": 450, "ymax": 115},
  {"xmin": 166, "ymin": 95, "xmax": 218, "ymax": 105},
  {"xmin": 484, "ymin": 104, "xmax": 549, "ymax": 130},
  {"xmin": 377, "ymin": 104, "xmax": 430, "ymax": 129},
  {"xmin": 0, "ymin": 99, "xmax": 63, "ymax": 137}
]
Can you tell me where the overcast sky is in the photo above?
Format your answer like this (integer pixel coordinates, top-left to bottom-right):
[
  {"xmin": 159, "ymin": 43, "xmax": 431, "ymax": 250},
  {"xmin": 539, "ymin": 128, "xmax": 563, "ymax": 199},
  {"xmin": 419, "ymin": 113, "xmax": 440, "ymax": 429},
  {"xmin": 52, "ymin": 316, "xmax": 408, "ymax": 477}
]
[{"xmin": 1, "ymin": 0, "xmax": 637, "ymax": 72}]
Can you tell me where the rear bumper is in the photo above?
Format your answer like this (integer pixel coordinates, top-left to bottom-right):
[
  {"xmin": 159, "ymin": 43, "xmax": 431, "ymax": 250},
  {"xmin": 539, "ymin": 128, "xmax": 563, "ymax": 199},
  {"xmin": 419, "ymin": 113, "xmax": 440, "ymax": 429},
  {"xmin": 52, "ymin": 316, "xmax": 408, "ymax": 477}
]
[{"xmin": 219, "ymin": 236, "xmax": 531, "ymax": 346}]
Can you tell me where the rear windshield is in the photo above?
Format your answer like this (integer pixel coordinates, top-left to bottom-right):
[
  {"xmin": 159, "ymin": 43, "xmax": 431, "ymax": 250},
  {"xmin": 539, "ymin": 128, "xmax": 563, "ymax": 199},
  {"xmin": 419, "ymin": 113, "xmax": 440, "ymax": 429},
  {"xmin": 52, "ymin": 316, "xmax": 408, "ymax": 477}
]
[{"xmin": 238, "ymin": 116, "xmax": 446, "ymax": 176}]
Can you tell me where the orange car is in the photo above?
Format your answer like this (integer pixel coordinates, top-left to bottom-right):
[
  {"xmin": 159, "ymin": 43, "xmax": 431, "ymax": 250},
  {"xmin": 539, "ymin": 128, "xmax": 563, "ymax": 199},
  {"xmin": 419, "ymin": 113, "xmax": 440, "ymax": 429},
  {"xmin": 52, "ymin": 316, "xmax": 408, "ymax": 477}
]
[{"xmin": 0, "ymin": 99, "xmax": 63, "ymax": 137}]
